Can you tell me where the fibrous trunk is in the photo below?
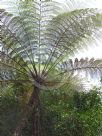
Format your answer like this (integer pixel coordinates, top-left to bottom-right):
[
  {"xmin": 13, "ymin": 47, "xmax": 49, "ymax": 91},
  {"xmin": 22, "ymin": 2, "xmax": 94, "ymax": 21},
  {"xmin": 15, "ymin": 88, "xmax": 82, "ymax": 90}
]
[{"xmin": 13, "ymin": 86, "xmax": 41, "ymax": 136}]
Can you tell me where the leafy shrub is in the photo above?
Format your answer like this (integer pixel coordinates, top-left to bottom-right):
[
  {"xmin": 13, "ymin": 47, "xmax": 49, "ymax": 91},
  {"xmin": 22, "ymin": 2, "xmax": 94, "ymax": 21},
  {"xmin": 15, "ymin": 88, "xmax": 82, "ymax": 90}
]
[{"xmin": 41, "ymin": 88, "xmax": 102, "ymax": 136}]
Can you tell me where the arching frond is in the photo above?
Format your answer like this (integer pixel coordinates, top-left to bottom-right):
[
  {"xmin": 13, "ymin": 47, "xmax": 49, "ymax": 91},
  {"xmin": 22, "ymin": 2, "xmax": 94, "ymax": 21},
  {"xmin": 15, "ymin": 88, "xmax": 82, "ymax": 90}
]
[
  {"xmin": 61, "ymin": 58, "xmax": 102, "ymax": 78},
  {"xmin": 41, "ymin": 8, "xmax": 102, "ymax": 79},
  {"xmin": 0, "ymin": 50, "xmax": 31, "ymax": 86}
]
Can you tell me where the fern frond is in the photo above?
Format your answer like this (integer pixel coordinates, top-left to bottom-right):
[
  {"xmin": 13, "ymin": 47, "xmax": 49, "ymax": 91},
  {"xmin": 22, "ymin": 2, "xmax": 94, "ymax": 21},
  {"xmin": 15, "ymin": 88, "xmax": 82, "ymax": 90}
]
[
  {"xmin": 42, "ymin": 8, "xmax": 102, "ymax": 77},
  {"xmin": 61, "ymin": 58, "xmax": 102, "ymax": 78}
]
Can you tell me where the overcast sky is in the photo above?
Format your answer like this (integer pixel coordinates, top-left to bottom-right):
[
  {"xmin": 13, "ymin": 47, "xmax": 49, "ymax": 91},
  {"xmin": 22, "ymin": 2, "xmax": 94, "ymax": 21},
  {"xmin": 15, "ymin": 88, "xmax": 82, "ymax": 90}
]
[{"xmin": 1, "ymin": 0, "xmax": 102, "ymax": 59}]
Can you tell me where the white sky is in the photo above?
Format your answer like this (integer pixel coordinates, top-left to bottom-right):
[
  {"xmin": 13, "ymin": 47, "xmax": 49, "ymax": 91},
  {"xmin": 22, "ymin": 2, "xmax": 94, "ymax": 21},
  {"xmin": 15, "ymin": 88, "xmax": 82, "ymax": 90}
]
[{"xmin": 0, "ymin": 0, "xmax": 102, "ymax": 59}]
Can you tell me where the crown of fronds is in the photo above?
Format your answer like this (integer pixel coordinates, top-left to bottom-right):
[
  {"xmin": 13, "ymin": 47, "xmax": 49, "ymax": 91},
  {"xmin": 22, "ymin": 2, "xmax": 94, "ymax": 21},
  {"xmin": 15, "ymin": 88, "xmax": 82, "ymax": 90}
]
[{"xmin": 0, "ymin": 0, "xmax": 102, "ymax": 88}]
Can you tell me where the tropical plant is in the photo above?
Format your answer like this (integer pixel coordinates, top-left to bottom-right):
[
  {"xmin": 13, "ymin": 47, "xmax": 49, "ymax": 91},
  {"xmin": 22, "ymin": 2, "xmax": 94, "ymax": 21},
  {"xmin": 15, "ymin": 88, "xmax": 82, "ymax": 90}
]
[{"xmin": 0, "ymin": 0, "xmax": 102, "ymax": 136}]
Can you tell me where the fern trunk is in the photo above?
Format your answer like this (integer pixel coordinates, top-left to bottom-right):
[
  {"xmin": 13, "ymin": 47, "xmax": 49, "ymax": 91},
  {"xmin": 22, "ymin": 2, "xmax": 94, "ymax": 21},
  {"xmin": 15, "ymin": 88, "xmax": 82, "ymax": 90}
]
[
  {"xmin": 13, "ymin": 86, "xmax": 41, "ymax": 136},
  {"xmin": 31, "ymin": 89, "xmax": 41, "ymax": 136}
]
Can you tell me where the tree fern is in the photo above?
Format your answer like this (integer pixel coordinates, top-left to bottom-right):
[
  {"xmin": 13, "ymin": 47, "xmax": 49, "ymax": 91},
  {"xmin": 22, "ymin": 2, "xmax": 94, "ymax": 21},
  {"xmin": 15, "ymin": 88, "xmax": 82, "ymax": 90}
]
[
  {"xmin": 0, "ymin": 0, "xmax": 102, "ymax": 135},
  {"xmin": 0, "ymin": 4, "xmax": 102, "ymax": 89}
]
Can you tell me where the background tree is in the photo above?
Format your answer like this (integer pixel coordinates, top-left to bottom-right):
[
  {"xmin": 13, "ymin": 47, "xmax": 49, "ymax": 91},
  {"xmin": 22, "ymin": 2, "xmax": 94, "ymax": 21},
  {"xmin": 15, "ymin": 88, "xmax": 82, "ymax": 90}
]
[{"xmin": 0, "ymin": 0, "xmax": 102, "ymax": 136}]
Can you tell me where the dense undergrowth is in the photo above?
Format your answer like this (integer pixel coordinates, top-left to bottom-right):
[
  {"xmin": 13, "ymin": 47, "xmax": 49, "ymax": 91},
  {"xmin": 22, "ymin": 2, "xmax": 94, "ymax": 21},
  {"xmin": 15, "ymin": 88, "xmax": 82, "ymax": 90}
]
[{"xmin": 0, "ymin": 85, "xmax": 102, "ymax": 136}]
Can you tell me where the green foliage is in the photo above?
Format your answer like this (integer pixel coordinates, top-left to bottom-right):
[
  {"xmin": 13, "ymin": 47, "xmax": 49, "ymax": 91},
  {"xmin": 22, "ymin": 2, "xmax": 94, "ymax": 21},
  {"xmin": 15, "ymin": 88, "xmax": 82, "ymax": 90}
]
[
  {"xmin": 72, "ymin": 89, "xmax": 101, "ymax": 112},
  {"xmin": 0, "ymin": 87, "xmax": 22, "ymax": 136},
  {"xmin": 40, "ymin": 88, "xmax": 102, "ymax": 136},
  {"xmin": 0, "ymin": 81, "xmax": 32, "ymax": 136},
  {"xmin": 0, "ymin": 85, "xmax": 102, "ymax": 136}
]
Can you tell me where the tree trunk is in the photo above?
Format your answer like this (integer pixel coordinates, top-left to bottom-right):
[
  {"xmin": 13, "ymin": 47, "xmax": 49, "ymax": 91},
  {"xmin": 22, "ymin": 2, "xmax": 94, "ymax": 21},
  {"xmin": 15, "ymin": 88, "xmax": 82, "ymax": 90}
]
[
  {"xmin": 13, "ymin": 86, "xmax": 41, "ymax": 136},
  {"xmin": 31, "ymin": 90, "xmax": 41, "ymax": 136}
]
